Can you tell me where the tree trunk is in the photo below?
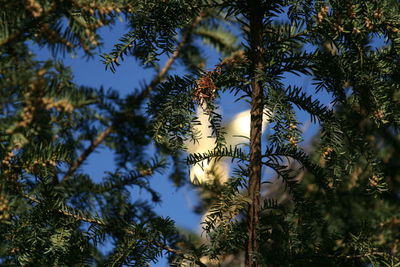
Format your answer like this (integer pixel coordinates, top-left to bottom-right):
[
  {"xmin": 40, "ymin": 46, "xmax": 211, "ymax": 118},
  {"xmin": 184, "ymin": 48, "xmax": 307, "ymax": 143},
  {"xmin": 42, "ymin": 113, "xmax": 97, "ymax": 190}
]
[{"xmin": 246, "ymin": 0, "xmax": 264, "ymax": 266}]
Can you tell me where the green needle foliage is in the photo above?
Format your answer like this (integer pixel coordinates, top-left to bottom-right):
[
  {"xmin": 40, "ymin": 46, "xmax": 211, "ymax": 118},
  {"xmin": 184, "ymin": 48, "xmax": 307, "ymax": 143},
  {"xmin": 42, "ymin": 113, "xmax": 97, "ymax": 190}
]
[{"xmin": 1, "ymin": 0, "xmax": 400, "ymax": 266}]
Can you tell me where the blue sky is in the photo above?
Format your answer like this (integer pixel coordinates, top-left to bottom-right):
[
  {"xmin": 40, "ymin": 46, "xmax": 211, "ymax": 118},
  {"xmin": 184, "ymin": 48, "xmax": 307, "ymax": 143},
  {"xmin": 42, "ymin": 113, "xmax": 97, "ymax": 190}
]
[{"xmin": 29, "ymin": 15, "xmax": 335, "ymax": 266}]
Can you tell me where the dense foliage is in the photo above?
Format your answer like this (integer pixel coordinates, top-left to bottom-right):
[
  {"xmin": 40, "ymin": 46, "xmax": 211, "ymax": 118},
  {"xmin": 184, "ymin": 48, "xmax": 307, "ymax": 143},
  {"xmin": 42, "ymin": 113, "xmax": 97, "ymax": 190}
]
[{"xmin": 1, "ymin": 0, "xmax": 400, "ymax": 266}]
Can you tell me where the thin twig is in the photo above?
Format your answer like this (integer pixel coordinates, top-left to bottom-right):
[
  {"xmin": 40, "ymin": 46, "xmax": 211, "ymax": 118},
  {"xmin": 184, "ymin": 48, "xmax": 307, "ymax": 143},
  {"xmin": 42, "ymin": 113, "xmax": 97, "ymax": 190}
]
[
  {"xmin": 61, "ymin": 14, "xmax": 204, "ymax": 183},
  {"xmin": 379, "ymin": 217, "xmax": 400, "ymax": 228},
  {"xmin": 140, "ymin": 14, "xmax": 204, "ymax": 100},
  {"xmin": 63, "ymin": 125, "xmax": 114, "ymax": 181}
]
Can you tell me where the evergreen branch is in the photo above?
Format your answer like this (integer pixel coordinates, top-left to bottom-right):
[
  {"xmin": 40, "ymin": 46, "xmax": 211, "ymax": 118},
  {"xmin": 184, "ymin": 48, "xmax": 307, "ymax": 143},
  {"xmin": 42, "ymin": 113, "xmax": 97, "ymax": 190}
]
[
  {"xmin": 0, "ymin": 3, "xmax": 57, "ymax": 46},
  {"xmin": 285, "ymin": 86, "xmax": 334, "ymax": 123},
  {"xmin": 263, "ymin": 145, "xmax": 332, "ymax": 192},
  {"xmin": 61, "ymin": 15, "xmax": 203, "ymax": 183},
  {"xmin": 294, "ymin": 251, "xmax": 391, "ymax": 261},
  {"xmin": 274, "ymin": 28, "xmax": 309, "ymax": 47},
  {"xmin": 22, "ymin": 193, "xmax": 105, "ymax": 225},
  {"xmin": 187, "ymin": 146, "xmax": 248, "ymax": 165},
  {"xmin": 154, "ymin": 242, "xmax": 207, "ymax": 267},
  {"xmin": 194, "ymin": 23, "xmax": 239, "ymax": 55},
  {"xmin": 265, "ymin": 162, "xmax": 300, "ymax": 195},
  {"xmin": 59, "ymin": 205, "xmax": 105, "ymax": 225},
  {"xmin": 63, "ymin": 159, "xmax": 166, "ymax": 198},
  {"xmin": 21, "ymin": 192, "xmax": 206, "ymax": 265},
  {"xmin": 325, "ymin": 251, "xmax": 388, "ymax": 259}
]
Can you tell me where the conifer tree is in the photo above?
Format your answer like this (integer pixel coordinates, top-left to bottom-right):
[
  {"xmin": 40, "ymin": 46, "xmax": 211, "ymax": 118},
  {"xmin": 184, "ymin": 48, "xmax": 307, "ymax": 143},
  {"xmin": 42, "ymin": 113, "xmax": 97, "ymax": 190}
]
[{"xmin": 1, "ymin": 0, "xmax": 400, "ymax": 266}]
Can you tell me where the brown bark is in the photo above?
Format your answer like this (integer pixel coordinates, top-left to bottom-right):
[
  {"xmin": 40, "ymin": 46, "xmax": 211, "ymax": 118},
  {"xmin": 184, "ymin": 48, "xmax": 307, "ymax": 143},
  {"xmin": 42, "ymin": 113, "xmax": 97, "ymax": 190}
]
[{"xmin": 246, "ymin": 0, "xmax": 264, "ymax": 266}]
